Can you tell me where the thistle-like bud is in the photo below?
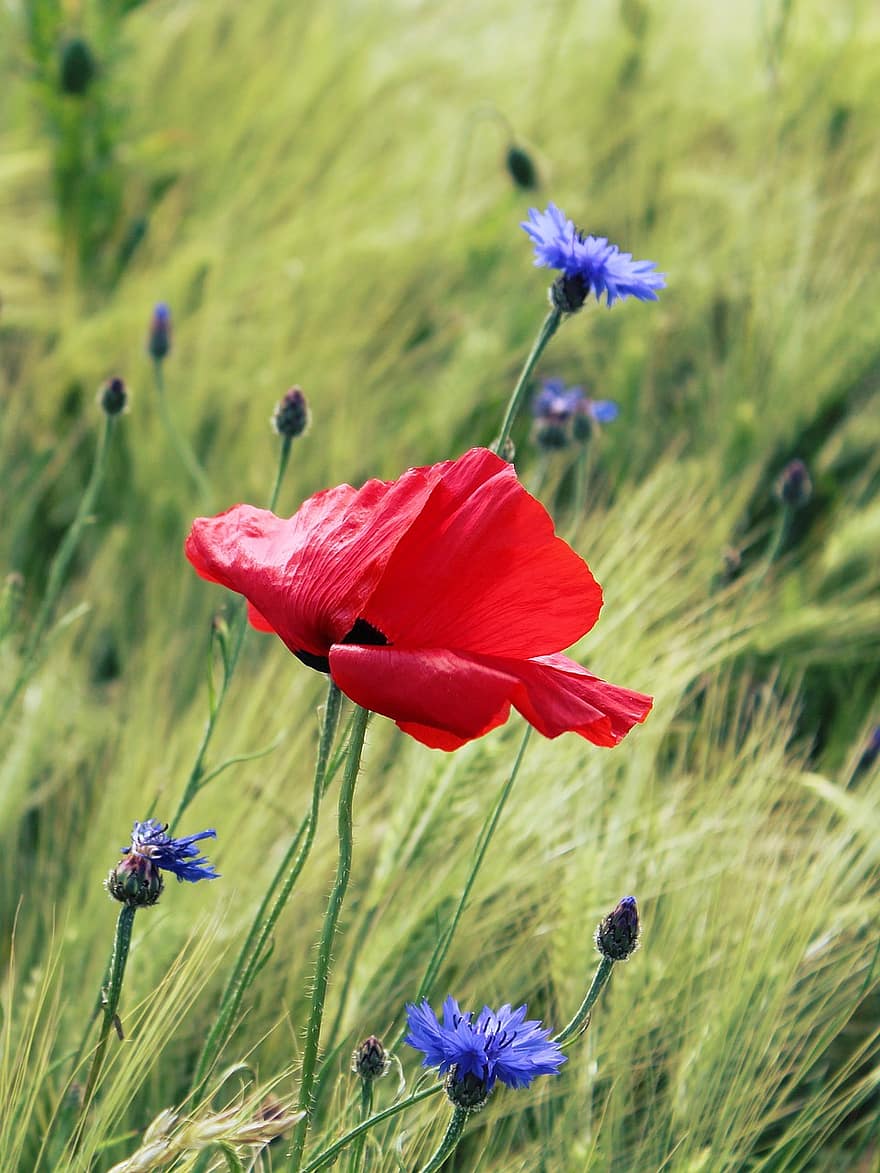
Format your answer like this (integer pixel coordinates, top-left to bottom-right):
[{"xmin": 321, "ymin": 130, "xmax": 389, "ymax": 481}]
[
  {"xmin": 148, "ymin": 303, "xmax": 172, "ymax": 362},
  {"xmin": 351, "ymin": 1035, "xmax": 389, "ymax": 1081},
  {"xmin": 272, "ymin": 386, "xmax": 310, "ymax": 439},
  {"xmin": 106, "ymin": 853, "xmax": 164, "ymax": 908},
  {"xmin": 595, "ymin": 895, "xmax": 640, "ymax": 962},
  {"xmin": 59, "ymin": 37, "xmax": 97, "ymax": 97},
  {"xmin": 98, "ymin": 376, "xmax": 128, "ymax": 416},
  {"xmin": 443, "ymin": 1068, "xmax": 491, "ymax": 1112},
  {"xmin": 506, "ymin": 144, "xmax": 539, "ymax": 191},
  {"xmin": 550, "ymin": 274, "xmax": 589, "ymax": 314},
  {"xmin": 534, "ymin": 421, "xmax": 570, "ymax": 451},
  {"xmin": 774, "ymin": 459, "xmax": 812, "ymax": 509}
]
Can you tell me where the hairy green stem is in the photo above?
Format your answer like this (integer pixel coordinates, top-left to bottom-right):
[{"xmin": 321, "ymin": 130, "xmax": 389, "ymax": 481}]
[
  {"xmin": 268, "ymin": 435, "xmax": 293, "ymax": 512},
  {"xmin": 75, "ymin": 905, "xmax": 136, "ymax": 1137},
  {"xmin": 346, "ymin": 1078, "xmax": 374, "ymax": 1173},
  {"xmin": 1, "ymin": 414, "xmax": 115, "ymax": 726},
  {"xmin": 153, "ymin": 358, "xmax": 213, "ymax": 507},
  {"xmin": 493, "ymin": 307, "xmax": 562, "ymax": 454},
  {"xmin": 193, "ymin": 681, "xmax": 343, "ymax": 1090},
  {"xmin": 289, "ymin": 704, "xmax": 370, "ymax": 1170},
  {"xmin": 392, "ymin": 726, "xmax": 531, "ymax": 1052},
  {"xmin": 418, "ymin": 1106, "xmax": 469, "ymax": 1173},
  {"xmin": 300, "ymin": 1085, "xmax": 443, "ymax": 1173},
  {"xmin": 554, "ymin": 956, "xmax": 614, "ymax": 1046}
]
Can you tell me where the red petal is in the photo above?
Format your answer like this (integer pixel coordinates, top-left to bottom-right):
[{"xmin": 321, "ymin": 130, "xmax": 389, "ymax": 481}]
[
  {"xmin": 363, "ymin": 448, "xmax": 602, "ymax": 657},
  {"xmin": 328, "ymin": 645, "xmax": 514, "ymax": 748},
  {"xmin": 184, "ymin": 468, "xmax": 440, "ymax": 656},
  {"xmin": 328, "ymin": 644, "xmax": 651, "ymax": 750},
  {"xmin": 500, "ymin": 652, "xmax": 653, "ymax": 746}
]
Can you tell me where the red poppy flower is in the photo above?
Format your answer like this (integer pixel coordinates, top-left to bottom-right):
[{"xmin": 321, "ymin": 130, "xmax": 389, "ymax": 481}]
[{"xmin": 185, "ymin": 447, "xmax": 651, "ymax": 751}]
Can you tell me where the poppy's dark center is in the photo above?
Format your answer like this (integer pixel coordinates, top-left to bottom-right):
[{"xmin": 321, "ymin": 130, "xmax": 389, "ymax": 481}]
[{"xmin": 294, "ymin": 618, "xmax": 389, "ymax": 675}]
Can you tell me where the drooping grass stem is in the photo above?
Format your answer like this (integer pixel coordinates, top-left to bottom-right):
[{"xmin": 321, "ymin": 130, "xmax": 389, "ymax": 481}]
[
  {"xmin": 0, "ymin": 413, "xmax": 115, "ymax": 727},
  {"xmin": 493, "ymin": 307, "xmax": 561, "ymax": 455},
  {"xmin": 288, "ymin": 704, "xmax": 370, "ymax": 1170},
  {"xmin": 192, "ymin": 681, "xmax": 343, "ymax": 1090}
]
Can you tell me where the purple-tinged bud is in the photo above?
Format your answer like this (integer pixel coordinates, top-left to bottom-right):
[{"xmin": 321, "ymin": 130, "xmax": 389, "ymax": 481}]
[
  {"xmin": 444, "ymin": 1068, "xmax": 491, "ymax": 1112},
  {"xmin": 595, "ymin": 895, "xmax": 640, "ymax": 962},
  {"xmin": 775, "ymin": 459, "xmax": 812, "ymax": 509},
  {"xmin": 148, "ymin": 303, "xmax": 172, "ymax": 362},
  {"xmin": 59, "ymin": 37, "xmax": 97, "ymax": 97},
  {"xmin": 550, "ymin": 274, "xmax": 589, "ymax": 314},
  {"xmin": 98, "ymin": 376, "xmax": 128, "ymax": 416},
  {"xmin": 351, "ymin": 1035, "xmax": 389, "ymax": 1081},
  {"xmin": 106, "ymin": 853, "xmax": 164, "ymax": 908},
  {"xmin": 506, "ymin": 145, "xmax": 539, "ymax": 191},
  {"xmin": 272, "ymin": 386, "xmax": 310, "ymax": 439},
  {"xmin": 534, "ymin": 421, "xmax": 571, "ymax": 451}
]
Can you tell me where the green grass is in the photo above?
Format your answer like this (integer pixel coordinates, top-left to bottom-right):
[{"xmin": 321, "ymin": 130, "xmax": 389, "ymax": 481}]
[{"xmin": 1, "ymin": 0, "xmax": 880, "ymax": 1168}]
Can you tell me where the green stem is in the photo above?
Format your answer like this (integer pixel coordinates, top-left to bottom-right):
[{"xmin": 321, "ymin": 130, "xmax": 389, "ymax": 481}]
[
  {"xmin": 392, "ymin": 727, "xmax": 531, "ymax": 1052},
  {"xmin": 572, "ymin": 440, "xmax": 593, "ymax": 517},
  {"xmin": 418, "ymin": 1106, "xmax": 469, "ymax": 1173},
  {"xmin": 300, "ymin": 1085, "xmax": 443, "ymax": 1173},
  {"xmin": 152, "ymin": 358, "xmax": 213, "ymax": 507},
  {"xmin": 268, "ymin": 435, "xmax": 293, "ymax": 512},
  {"xmin": 346, "ymin": 1079, "xmax": 374, "ymax": 1173},
  {"xmin": 492, "ymin": 308, "xmax": 562, "ymax": 455},
  {"xmin": 289, "ymin": 705, "xmax": 370, "ymax": 1171},
  {"xmin": 554, "ymin": 956, "xmax": 614, "ymax": 1047},
  {"xmin": 0, "ymin": 414, "xmax": 115, "ymax": 726},
  {"xmin": 76, "ymin": 905, "xmax": 136, "ymax": 1135},
  {"xmin": 192, "ymin": 682, "xmax": 343, "ymax": 1090}
]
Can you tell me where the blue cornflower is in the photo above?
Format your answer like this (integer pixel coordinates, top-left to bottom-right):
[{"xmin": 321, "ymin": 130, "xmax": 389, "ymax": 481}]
[
  {"xmin": 522, "ymin": 203, "xmax": 665, "ymax": 309},
  {"xmin": 532, "ymin": 378, "xmax": 619, "ymax": 449},
  {"xmin": 405, "ymin": 995, "xmax": 565, "ymax": 1095},
  {"xmin": 123, "ymin": 818, "xmax": 219, "ymax": 883}
]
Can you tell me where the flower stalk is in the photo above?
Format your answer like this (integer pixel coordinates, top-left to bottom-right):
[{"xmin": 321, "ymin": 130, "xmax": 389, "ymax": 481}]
[
  {"xmin": 299, "ymin": 1085, "xmax": 443, "ymax": 1173},
  {"xmin": 192, "ymin": 680, "xmax": 343, "ymax": 1090},
  {"xmin": 493, "ymin": 308, "xmax": 561, "ymax": 455},
  {"xmin": 152, "ymin": 357, "xmax": 212, "ymax": 507},
  {"xmin": 288, "ymin": 703, "xmax": 370, "ymax": 1170},
  {"xmin": 346, "ymin": 1079, "xmax": 373, "ymax": 1173},
  {"xmin": 76, "ymin": 905, "xmax": 136, "ymax": 1135},
  {"xmin": 417, "ymin": 1106, "xmax": 469, "ymax": 1173},
  {"xmin": 554, "ymin": 956, "xmax": 614, "ymax": 1047}
]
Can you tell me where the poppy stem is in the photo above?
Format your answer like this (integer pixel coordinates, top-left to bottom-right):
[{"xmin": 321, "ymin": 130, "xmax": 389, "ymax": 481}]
[
  {"xmin": 299, "ymin": 1084, "xmax": 443, "ymax": 1173},
  {"xmin": 554, "ymin": 956, "xmax": 615, "ymax": 1047},
  {"xmin": 493, "ymin": 307, "xmax": 562, "ymax": 455},
  {"xmin": 0, "ymin": 414, "xmax": 116, "ymax": 729},
  {"xmin": 391, "ymin": 726, "xmax": 532, "ymax": 1053},
  {"xmin": 417, "ymin": 1106, "xmax": 470, "ymax": 1173},
  {"xmin": 192, "ymin": 680, "xmax": 344, "ymax": 1092},
  {"xmin": 72, "ymin": 905, "xmax": 136, "ymax": 1149},
  {"xmin": 152, "ymin": 358, "xmax": 213, "ymax": 508},
  {"xmin": 289, "ymin": 704, "xmax": 370, "ymax": 1171}
]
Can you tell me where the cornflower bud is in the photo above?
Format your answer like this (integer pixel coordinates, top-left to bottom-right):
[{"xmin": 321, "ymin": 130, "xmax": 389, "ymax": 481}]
[
  {"xmin": 272, "ymin": 386, "xmax": 310, "ymax": 439},
  {"xmin": 148, "ymin": 303, "xmax": 172, "ymax": 362},
  {"xmin": 351, "ymin": 1035, "xmax": 389, "ymax": 1081},
  {"xmin": 106, "ymin": 853, "xmax": 164, "ymax": 908},
  {"xmin": 98, "ymin": 376, "xmax": 128, "ymax": 416},
  {"xmin": 774, "ymin": 459, "xmax": 812, "ymax": 508},
  {"xmin": 595, "ymin": 895, "xmax": 640, "ymax": 961}
]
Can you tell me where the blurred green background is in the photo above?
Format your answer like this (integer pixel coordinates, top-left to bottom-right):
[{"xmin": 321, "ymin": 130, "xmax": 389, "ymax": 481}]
[{"xmin": 1, "ymin": 0, "xmax": 879, "ymax": 1169}]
